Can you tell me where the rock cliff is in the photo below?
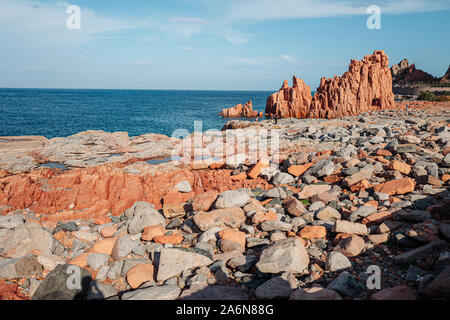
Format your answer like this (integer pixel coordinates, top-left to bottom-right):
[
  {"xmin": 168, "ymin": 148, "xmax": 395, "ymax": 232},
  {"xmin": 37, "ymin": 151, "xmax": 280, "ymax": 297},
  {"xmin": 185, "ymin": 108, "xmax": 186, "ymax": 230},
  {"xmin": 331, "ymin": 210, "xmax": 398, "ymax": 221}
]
[{"xmin": 221, "ymin": 100, "xmax": 262, "ymax": 117}]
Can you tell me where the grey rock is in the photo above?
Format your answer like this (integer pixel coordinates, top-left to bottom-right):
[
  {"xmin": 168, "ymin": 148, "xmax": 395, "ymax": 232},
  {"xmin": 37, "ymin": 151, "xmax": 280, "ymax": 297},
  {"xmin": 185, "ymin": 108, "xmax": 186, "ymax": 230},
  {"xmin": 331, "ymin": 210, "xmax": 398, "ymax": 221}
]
[
  {"xmin": 86, "ymin": 280, "xmax": 117, "ymax": 300},
  {"xmin": 349, "ymin": 205, "xmax": 377, "ymax": 222},
  {"xmin": 179, "ymin": 284, "xmax": 248, "ymax": 300},
  {"xmin": 127, "ymin": 201, "xmax": 166, "ymax": 234},
  {"xmin": 175, "ymin": 180, "xmax": 192, "ymax": 193},
  {"xmin": 326, "ymin": 271, "xmax": 364, "ymax": 297},
  {"xmin": 260, "ymin": 220, "xmax": 292, "ymax": 232},
  {"xmin": 325, "ymin": 251, "xmax": 352, "ymax": 272},
  {"xmin": 0, "ymin": 254, "xmax": 43, "ymax": 279},
  {"xmin": 264, "ymin": 187, "xmax": 288, "ymax": 199},
  {"xmin": 86, "ymin": 253, "xmax": 109, "ymax": 270},
  {"xmin": 305, "ymin": 159, "xmax": 335, "ymax": 177},
  {"xmin": 272, "ymin": 172, "xmax": 295, "ymax": 186},
  {"xmin": 214, "ymin": 190, "xmax": 250, "ymax": 209},
  {"xmin": 111, "ymin": 237, "xmax": 140, "ymax": 260},
  {"xmin": 394, "ymin": 240, "xmax": 447, "ymax": 264},
  {"xmin": 122, "ymin": 285, "xmax": 181, "ymax": 300},
  {"xmin": 255, "ymin": 276, "xmax": 293, "ymax": 300},
  {"xmin": 0, "ymin": 214, "xmax": 24, "ymax": 229},
  {"xmin": 256, "ymin": 238, "xmax": 309, "ymax": 274},
  {"xmin": 227, "ymin": 255, "xmax": 258, "ymax": 272}
]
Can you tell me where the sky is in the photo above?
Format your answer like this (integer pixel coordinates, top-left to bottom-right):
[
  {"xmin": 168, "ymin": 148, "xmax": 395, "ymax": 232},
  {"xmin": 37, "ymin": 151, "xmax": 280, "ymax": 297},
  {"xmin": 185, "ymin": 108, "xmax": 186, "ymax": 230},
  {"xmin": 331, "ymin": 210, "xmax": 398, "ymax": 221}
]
[{"xmin": 0, "ymin": 0, "xmax": 449, "ymax": 91}]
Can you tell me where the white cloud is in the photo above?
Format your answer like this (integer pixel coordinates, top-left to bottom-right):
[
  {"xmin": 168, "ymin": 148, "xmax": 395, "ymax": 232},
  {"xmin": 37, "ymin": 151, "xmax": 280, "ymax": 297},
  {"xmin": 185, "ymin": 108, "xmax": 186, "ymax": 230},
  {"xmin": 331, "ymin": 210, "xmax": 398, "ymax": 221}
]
[
  {"xmin": 175, "ymin": 46, "xmax": 211, "ymax": 51},
  {"xmin": 280, "ymin": 54, "xmax": 297, "ymax": 64}
]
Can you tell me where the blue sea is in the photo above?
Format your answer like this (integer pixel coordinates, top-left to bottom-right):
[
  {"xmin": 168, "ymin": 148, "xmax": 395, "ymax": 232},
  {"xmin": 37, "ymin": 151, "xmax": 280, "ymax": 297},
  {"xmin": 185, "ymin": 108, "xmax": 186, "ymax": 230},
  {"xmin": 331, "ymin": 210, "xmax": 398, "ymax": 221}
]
[{"xmin": 0, "ymin": 88, "xmax": 273, "ymax": 138}]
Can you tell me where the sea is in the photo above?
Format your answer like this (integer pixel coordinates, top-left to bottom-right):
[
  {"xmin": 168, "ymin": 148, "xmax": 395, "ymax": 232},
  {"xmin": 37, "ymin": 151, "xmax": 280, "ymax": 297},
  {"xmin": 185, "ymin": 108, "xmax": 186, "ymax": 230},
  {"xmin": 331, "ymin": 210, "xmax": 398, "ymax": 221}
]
[{"xmin": 0, "ymin": 88, "xmax": 274, "ymax": 138}]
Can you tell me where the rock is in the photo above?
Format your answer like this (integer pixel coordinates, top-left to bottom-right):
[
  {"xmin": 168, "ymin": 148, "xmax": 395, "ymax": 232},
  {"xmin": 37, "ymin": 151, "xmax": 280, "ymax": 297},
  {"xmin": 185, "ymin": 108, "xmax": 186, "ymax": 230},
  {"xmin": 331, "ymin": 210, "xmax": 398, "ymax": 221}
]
[
  {"xmin": 0, "ymin": 223, "xmax": 54, "ymax": 258},
  {"xmin": 260, "ymin": 220, "xmax": 293, "ymax": 232},
  {"xmin": 86, "ymin": 253, "xmax": 109, "ymax": 270},
  {"xmin": 107, "ymin": 261, "xmax": 124, "ymax": 280},
  {"xmin": 31, "ymin": 264, "xmax": 92, "ymax": 300},
  {"xmin": 316, "ymin": 206, "xmax": 341, "ymax": 221},
  {"xmin": 305, "ymin": 159, "xmax": 335, "ymax": 177},
  {"xmin": 156, "ymin": 247, "xmax": 213, "ymax": 282},
  {"xmin": 335, "ymin": 235, "xmax": 365, "ymax": 257},
  {"xmin": 297, "ymin": 184, "xmax": 331, "ymax": 199},
  {"xmin": 193, "ymin": 207, "xmax": 245, "ymax": 231},
  {"xmin": 344, "ymin": 169, "xmax": 373, "ymax": 186},
  {"xmin": 122, "ymin": 284, "xmax": 181, "ymax": 300},
  {"xmin": 256, "ymin": 238, "xmax": 309, "ymax": 274},
  {"xmin": 264, "ymin": 187, "xmax": 288, "ymax": 199},
  {"xmin": 126, "ymin": 264, "xmax": 155, "ymax": 289},
  {"xmin": 283, "ymin": 196, "xmax": 307, "ymax": 216},
  {"xmin": 37, "ymin": 254, "xmax": 65, "ymax": 272},
  {"xmin": 86, "ymin": 281, "xmax": 117, "ymax": 300},
  {"xmin": 175, "ymin": 180, "xmax": 192, "ymax": 193},
  {"xmin": 111, "ymin": 237, "xmax": 140, "ymax": 260},
  {"xmin": 192, "ymin": 191, "xmax": 218, "ymax": 212},
  {"xmin": 153, "ymin": 234, "xmax": 183, "ymax": 245},
  {"xmin": 325, "ymin": 251, "xmax": 352, "ymax": 272},
  {"xmin": 272, "ymin": 172, "xmax": 295, "ymax": 186},
  {"xmin": 298, "ymin": 226, "xmax": 326, "ymax": 239},
  {"xmin": 416, "ymin": 175, "xmax": 442, "ymax": 187},
  {"xmin": 141, "ymin": 225, "xmax": 165, "ymax": 241},
  {"xmin": 0, "ymin": 255, "xmax": 43, "ymax": 279},
  {"xmin": 127, "ymin": 202, "xmax": 166, "ymax": 234},
  {"xmin": 394, "ymin": 240, "xmax": 447, "ymax": 264},
  {"xmin": 219, "ymin": 239, "xmax": 244, "ymax": 252},
  {"xmin": 180, "ymin": 284, "xmax": 248, "ymax": 300},
  {"xmin": 90, "ymin": 238, "xmax": 116, "ymax": 255},
  {"xmin": 255, "ymin": 276, "xmax": 294, "ymax": 300},
  {"xmin": 390, "ymin": 160, "xmax": 411, "ymax": 175},
  {"xmin": 252, "ymin": 211, "xmax": 278, "ymax": 224},
  {"xmin": 290, "ymin": 286, "xmax": 342, "ymax": 300},
  {"xmin": 326, "ymin": 271, "xmax": 363, "ymax": 297},
  {"xmin": 373, "ymin": 178, "xmax": 415, "ymax": 195},
  {"xmin": 368, "ymin": 234, "xmax": 389, "ymax": 244},
  {"xmin": 228, "ymin": 255, "xmax": 258, "ymax": 272},
  {"xmin": 349, "ymin": 205, "xmax": 377, "ymax": 222},
  {"xmin": 423, "ymin": 266, "xmax": 450, "ymax": 298},
  {"xmin": 332, "ymin": 220, "xmax": 368, "ymax": 235},
  {"xmin": 248, "ymin": 159, "xmax": 270, "ymax": 179},
  {"xmin": 214, "ymin": 190, "xmax": 250, "ymax": 209},
  {"xmin": 162, "ymin": 203, "xmax": 189, "ymax": 219},
  {"xmin": 0, "ymin": 215, "xmax": 24, "ymax": 229},
  {"xmin": 221, "ymin": 100, "xmax": 262, "ymax": 117},
  {"xmin": 370, "ymin": 286, "xmax": 416, "ymax": 300},
  {"xmin": 218, "ymin": 229, "xmax": 246, "ymax": 248}
]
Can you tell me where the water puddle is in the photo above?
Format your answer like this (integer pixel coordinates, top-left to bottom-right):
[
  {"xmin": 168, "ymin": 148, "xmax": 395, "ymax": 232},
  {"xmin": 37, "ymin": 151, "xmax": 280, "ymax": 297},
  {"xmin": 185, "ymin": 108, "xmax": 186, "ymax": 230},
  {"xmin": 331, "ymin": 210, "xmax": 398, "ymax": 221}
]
[
  {"xmin": 40, "ymin": 162, "xmax": 68, "ymax": 170},
  {"xmin": 146, "ymin": 156, "xmax": 179, "ymax": 165}
]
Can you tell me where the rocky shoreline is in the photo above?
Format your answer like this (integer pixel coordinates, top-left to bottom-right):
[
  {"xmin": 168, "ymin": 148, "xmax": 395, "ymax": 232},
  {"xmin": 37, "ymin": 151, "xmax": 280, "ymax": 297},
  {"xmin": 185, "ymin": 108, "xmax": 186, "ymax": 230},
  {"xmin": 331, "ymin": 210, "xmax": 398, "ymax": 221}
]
[{"xmin": 0, "ymin": 100, "xmax": 449, "ymax": 300}]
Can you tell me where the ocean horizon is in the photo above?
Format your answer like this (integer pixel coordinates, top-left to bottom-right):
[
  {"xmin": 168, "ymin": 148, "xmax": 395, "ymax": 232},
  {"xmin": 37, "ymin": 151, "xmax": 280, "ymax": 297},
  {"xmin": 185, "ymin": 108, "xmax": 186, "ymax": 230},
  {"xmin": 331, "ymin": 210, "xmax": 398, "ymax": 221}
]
[{"xmin": 0, "ymin": 88, "xmax": 279, "ymax": 139}]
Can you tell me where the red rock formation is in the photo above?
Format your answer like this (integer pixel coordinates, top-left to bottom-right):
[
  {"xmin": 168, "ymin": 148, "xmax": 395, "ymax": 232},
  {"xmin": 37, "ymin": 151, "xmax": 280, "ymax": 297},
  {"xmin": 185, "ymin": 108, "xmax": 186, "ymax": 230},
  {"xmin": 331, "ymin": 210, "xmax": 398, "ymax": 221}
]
[
  {"xmin": 221, "ymin": 100, "xmax": 262, "ymax": 117},
  {"xmin": 265, "ymin": 76, "xmax": 312, "ymax": 118},
  {"xmin": 441, "ymin": 65, "xmax": 450, "ymax": 83},
  {"xmin": 391, "ymin": 59, "xmax": 437, "ymax": 84},
  {"xmin": 0, "ymin": 164, "xmax": 270, "ymax": 221},
  {"xmin": 265, "ymin": 50, "xmax": 396, "ymax": 119}
]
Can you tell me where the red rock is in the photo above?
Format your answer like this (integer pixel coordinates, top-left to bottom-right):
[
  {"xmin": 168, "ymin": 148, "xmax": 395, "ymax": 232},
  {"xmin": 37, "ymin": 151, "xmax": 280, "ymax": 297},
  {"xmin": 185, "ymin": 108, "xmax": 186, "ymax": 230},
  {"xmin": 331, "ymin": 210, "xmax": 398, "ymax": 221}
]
[
  {"xmin": 218, "ymin": 229, "xmax": 246, "ymax": 248},
  {"xmin": 192, "ymin": 191, "xmax": 219, "ymax": 212},
  {"xmin": 370, "ymin": 286, "xmax": 416, "ymax": 300},
  {"xmin": 374, "ymin": 178, "xmax": 415, "ymax": 195},
  {"xmin": 221, "ymin": 100, "xmax": 262, "ymax": 117},
  {"xmin": 69, "ymin": 252, "xmax": 89, "ymax": 268},
  {"xmin": 141, "ymin": 225, "xmax": 165, "ymax": 241},
  {"xmin": 153, "ymin": 234, "xmax": 183, "ymax": 245},
  {"xmin": 390, "ymin": 160, "xmax": 411, "ymax": 175},
  {"xmin": 90, "ymin": 238, "xmax": 117, "ymax": 255},
  {"xmin": 231, "ymin": 172, "xmax": 247, "ymax": 181},
  {"xmin": 298, "ymin": 226, "xmax": 326, "ymax": 239},
  {"xmin": 266, "ymin": 51, "xmax": 395, "ymax": 119},
  {"xmin": 252, "ymin": 211, "xmax": 278, "ymax": 224},
  {"xmin": 0, "ymin": 281, "xmax": 28, "ymax": 300},
  {"xmin": 362, "ymin": 211, "xmax": 393, "ymax": 226},
  {"xmin": 100, "ymin": 225, "xmax": 117, "ymax": 238},
  {"xmin": 126, "ymin": 264, "xmax": 154, "ymax": 289},
  {"xmin": 376, "ymin": 149, "xmax": 392, "ymax": 156},
  {"xmin": 247, "ymin": 159, "xmax": 269, "ymax": 179},
  {"xmin": 444, "ymin": 146, "xmax": 450, "ymax": 156},
  {"xmin": 288, "ymin": 163, "xmax": 313, "ymax": 177},
  {"xmin": 335, "ymin": 235, "xmax": 365, "ymax": 257}
]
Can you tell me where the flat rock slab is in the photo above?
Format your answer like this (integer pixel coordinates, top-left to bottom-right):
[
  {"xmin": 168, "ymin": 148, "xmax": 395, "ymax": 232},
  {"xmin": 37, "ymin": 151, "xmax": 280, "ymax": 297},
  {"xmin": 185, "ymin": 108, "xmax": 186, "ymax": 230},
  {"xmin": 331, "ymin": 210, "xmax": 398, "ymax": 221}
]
[{"xmin": 179, "ymin": 284, "xmax": 248, "ymax": 300}]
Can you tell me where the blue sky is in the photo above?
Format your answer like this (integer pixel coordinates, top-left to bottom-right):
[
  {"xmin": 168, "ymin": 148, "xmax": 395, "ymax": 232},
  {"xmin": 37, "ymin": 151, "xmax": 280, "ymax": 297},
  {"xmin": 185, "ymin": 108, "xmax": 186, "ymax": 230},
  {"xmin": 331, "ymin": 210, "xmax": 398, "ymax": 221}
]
[{"xmin": 0, "ymin": 0, "xmax": 449, "ymax": 90}]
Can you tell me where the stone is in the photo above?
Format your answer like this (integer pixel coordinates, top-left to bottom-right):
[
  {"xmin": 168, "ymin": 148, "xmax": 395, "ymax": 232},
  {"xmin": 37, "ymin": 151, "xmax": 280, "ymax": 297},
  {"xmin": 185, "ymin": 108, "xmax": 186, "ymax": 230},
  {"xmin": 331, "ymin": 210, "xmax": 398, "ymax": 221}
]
[
  {"xmin": 90, "ymin": 238, "xmax": 116, "ymax": 255},
  {"xmin": 416, "ymin": 175, "xmax": 443, "ymax": 187},
  {"xmin": 86, "ymin": 281, "xmax": 117, "ymax": 300},
  {"xmin": 343, "ymin": 169, "xmax": 372, "ymax": 186},
  {"xmin": 214, "ymin": 190, "xmax": 250, "ymax": 209},
  {"xmin": 362, "ymin": 211, "xmax": 393, "ymax": 226},
  {"xmin": 100, "ymin": 225, "xmax": 116, "ymax": 238},
  {"xmin": 297, "ymin": 184, "xmax": 331, "ymax": 199},
  {"xmin": 260, "ymin": 220, "xmax": 293, "ymax": 232},
  {"xmin": 111, "ymin": 237, "xmax": 140, "ymax": 260},
  {"xmin": 218, "ymin": 229, "xmax": 246, "ymax": 248},
  {"xmin": 162, "ymin": 203, "xmax": 189, "ymax": 219},
  {"xmin": 272, "ymin": 172, "xmax": 295, "ymax": 185},
  {"xmin": 37, "ymin": 254, "xmax": 65, "ymax": 272},
  {"xmin": 228, "ymin": 255, "xmax": 258, "ymax": 272},
  {"xmin": 305, "ymin": 159, "xmax": 335, "ymax": 177},
  {"xmin": 423, "ymin": 266, "xmax": 450, "ymax": 299},
  {"xmin": 175, "ymin": 180, "xmax": 192, "ymax": 193},
  {"xmin": 368, "ymin": 234, "xmax": 389, "ymax": 244},
  {"xmin": 332, "ymin": 220, "xmax": 368, "ymax": 235},
  {"xmin": 256, "ymin": 238, "xmax": 309, "ymax": 274},
  {"xmin": 248, "ymin": 159, "xmax": 270, "ymax": 179},
  {"xmin": 326, "ymin": 271, "xmax": 363, "ymax": 297},
  {"xmin": 179, "ymin": 284, "xmax": 248, "ymax": 300},
  {"xmin": 316, "ymin": 206, "xmax": 341, "ymax": 221},
  {"xmin": 156, "ymin": 247, "xmax": 213, "ymax": 282},
  {"xmin": 221, "ymin": 100, "xmax": 262, "ymax": 117},
  {"xmin": 334, "ymin": 235, "xmax": 365, "ymax": 257},
  {"xmin": 141, "ymin": 225, "xmax": 165, "ymax": 241},
  {"xmin": 390, "ymin": 160, "xmax": 411, "ymax": 175},
  {"xmin": 192, "ymin": 191, "xmax": 218, "ymax": 211},
  {"xmin": 193, "ymin": 207, "xmax": 245, "ymax": 231},
  {"xmin": 0, "ymin": 255, "xmax": 43, "ymax": 279},
  {"xmin": 394, "ymin": 240, "xmax": 447, "ymax": 264},
  {"xmin": 349, "ymin": 205, "xmax": 377, "ymax": 222},
  {"xmin": 370, "ymin": 286, "xmax": 416, "ymax": 300},
  {"xmin": 122, "ymin": 284, "xmax": 181, "ymax": 300},
  {"xmin": 127, "ymin": 202, "xmax": 166, "ymax": 234},
  {"xmin": 31, "ymin": 264, "xmax": 92, "ymax": 300},
  {"xmin": 126, "ymin": 264, "xmax": 155, "ymax": 289},
  {"xmin": 325, "ymin": 251, "xmax": 352, "ymax": 272},
  {"xmin": 298, "ymin": 226, "xmax": 327, "ymax": 239},
  {"xmin": 264, "ymin": 187, "xmax": 288, "ymax": 199},
  {"xmin": 290, "ymin": 286, "xmax": 342, "ymax": 300},
  {"xmin": 219, "ymin": 239, "xmax": 244, "ymax": 252},
  {"xmin": 153, "ymin": 234, "xmax": 183, "ymax": 245},
  {"xmin": 373, "ymin": 178, "xmax": 415, "ymax": 195},
  {"xmin": 255, "ymin": 276, "xmax": 294, "ymax": 300},
  {"xmin": 252, "ymin": 211, "xmax": 278, "ymax": 224},
  {"xmin": 86, "ymin": 253, "xmax": 109, "ymax": 270},
  {"xmin": 0, "ymin": 223, "xmax": 54, "ymax": 258},
  {"xmin": 0, "ymin": 214, "xmax": 24, "ymax": 229},
  {"xmin": 283, "ymin": 196, "xmax": 307, "ymax": 216}
]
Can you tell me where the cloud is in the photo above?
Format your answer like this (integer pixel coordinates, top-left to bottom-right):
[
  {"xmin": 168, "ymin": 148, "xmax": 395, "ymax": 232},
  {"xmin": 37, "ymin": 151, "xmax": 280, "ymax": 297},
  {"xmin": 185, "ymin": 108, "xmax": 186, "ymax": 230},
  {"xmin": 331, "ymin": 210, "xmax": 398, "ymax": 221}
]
[
  {"xmin": 169, "ymin": 17, "xmax": 210, "ymax": 25},
  {"xmin": 175, "ymin": 46, "xmax": 211, "ymax": 51},
  {"xmin": 280, "ymin": 54, "xmax": 297, "ymax": 64},
  {"xmin": 226, "ymin": 0, "xmax": 450, "ymax": 21}
]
